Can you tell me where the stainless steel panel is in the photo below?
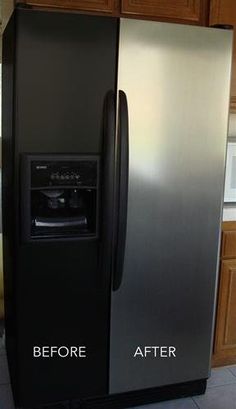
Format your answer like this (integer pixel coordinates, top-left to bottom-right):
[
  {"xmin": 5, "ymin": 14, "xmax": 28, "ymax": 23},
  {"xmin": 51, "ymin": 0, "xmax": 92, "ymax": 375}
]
[{"xmin": 110, "ymin": 19, "xmax": 232, "ymax": 393}]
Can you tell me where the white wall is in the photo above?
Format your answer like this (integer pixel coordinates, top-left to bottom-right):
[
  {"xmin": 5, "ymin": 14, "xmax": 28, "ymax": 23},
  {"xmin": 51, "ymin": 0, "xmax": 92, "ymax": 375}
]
[
  {"xmin": 223, "ymin": 114, "xmax": 236, "ymax": 221},
  {"xmin": 223, "ymin": 206, "xmax": 236, "ymax": 220}
]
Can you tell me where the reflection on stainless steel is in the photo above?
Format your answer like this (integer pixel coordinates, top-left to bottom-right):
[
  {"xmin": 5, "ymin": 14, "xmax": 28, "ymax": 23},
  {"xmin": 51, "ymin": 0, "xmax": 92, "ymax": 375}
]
[{"xmin": 110, "ymin": 19, "xmax": 232, "ymax": 393}]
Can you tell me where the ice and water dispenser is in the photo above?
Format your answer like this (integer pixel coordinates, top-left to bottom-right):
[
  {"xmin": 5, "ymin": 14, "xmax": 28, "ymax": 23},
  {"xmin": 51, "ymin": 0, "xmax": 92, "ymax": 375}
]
[{"xmin": 21, "ymin": 155, "xmax": 99, "ymax": 241}]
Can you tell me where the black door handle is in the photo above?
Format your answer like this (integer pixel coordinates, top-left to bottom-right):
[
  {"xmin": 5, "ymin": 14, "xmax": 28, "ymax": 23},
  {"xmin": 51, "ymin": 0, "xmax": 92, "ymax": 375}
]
[
  {"xmin": 99, "ymin": 90, "xmax": 116, "ymax": 287},
  {"xmin": 113, "ymin": 90, "xmax": 129, "ymax": 291}
]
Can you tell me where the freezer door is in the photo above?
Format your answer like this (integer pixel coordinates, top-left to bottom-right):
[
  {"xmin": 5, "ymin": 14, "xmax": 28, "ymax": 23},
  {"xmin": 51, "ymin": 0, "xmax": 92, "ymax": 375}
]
[
  {"xmin": 2, "ymin": 9, "xmax": 118, "ymax": 407},
  {"xmin": 110, "ymin": 19, "xmax": 232, "ymax": 393}
]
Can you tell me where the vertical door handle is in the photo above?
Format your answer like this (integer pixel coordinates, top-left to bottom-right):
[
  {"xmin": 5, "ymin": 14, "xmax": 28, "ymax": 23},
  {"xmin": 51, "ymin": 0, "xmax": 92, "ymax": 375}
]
[
  {"xmin": 99, "ymin": 91, "xmax": 116, "ymax": 287},
  {"xmin": 113, "ymin": 90, "xmax": 129, "ymax": 291}
]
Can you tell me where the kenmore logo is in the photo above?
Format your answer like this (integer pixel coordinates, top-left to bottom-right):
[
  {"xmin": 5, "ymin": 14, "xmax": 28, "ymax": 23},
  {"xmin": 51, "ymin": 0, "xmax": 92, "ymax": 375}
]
[{"xmin": 36, "ymin": 165, "xmax": 47, "ymax": 169}]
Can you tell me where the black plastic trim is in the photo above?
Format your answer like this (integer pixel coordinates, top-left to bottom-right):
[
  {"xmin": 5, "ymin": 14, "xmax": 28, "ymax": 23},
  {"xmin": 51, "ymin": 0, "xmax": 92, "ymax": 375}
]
[
  {"xmin": 210, "ymin": 24, "xmax": 234, "ymax": 30},
  {"xmin": 79, "ymin": 379, "xmax": 206, "ymax": 409},
  {"xmin": 28, "ymin": 378, "xmax": 207, "ymax": 409}
]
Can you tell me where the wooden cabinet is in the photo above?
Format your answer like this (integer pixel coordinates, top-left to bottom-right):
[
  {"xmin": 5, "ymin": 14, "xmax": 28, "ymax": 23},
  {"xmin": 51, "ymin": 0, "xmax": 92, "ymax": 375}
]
[
  {"xmin": 210, "ymin": 0, "xmax": 236, "ymax": 28},
  {"xmin": 121, "ymin": 0, "xmax": 209, "ymax": 25},
  {"xmin": 16, "ymin": 0, "xmax": 209, "ymax": 25},
  {"xmin": 209, "ymin": 1, "xmax": 236, "ymax": 112},
  {"xmin": 213, "ymin": 221, "xmax": 236, "ymax": 367},
  {"xmin": 16, "ymin": 0, "xmax": 117, "ymax": 13}
]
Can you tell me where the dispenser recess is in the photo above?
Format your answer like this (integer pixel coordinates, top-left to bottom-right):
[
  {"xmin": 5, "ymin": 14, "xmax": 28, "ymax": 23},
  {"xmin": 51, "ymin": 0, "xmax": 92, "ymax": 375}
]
[{"xmin": 21, "ymin": 154, "xmax": 99, "ymax": 241}]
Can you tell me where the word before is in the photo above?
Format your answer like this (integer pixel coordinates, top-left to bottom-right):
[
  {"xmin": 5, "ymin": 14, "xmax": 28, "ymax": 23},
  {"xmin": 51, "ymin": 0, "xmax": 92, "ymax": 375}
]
[
  {"xmin": 33, "ymin": 346, "xmax": 86, "ymax": 358},
  {"xmin": 133, "ymin": 346, "xmax": 176, "ymax": 358}
]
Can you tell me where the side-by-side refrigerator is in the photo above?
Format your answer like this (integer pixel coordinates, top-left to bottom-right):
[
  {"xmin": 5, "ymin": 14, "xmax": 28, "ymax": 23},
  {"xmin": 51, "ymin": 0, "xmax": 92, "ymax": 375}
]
[{"xmin": 2, "ymin": 8, "xmax": 232, "ymax": 409}]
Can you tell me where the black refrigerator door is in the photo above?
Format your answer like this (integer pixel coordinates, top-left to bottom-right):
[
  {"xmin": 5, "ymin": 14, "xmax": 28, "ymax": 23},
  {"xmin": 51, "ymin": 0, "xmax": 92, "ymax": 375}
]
[{"xmin": 2, "ymin": 9, "xmax": 118, "ymax": 408}]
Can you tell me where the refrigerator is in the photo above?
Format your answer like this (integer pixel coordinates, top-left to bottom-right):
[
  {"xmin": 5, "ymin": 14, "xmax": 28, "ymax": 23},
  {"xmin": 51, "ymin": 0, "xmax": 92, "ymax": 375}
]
[{"xmin": 2, "ymin": 7, "xmax": 232, "ymax": 409}]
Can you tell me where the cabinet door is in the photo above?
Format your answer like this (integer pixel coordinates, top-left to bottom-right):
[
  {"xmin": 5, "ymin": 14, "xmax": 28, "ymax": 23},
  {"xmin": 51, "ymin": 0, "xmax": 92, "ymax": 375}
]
[
  {"xmin": 210, "ymin": 0, "xmax": 236, "ymax": 25},
  {"xmin": 221, "ymin": 231, "xmax": 236, "ymax": 259},
  {"xmin": 210, "ymin": 0, "xmax": 236, "ymax": 112},
  {"xmin": 121, "ymin": 0, "xmax": 209, "ymax": 25},
  {"xmin": 15, "ymin": 0, "xmax": 116, "ymax": 13},
  {"xmin": 213, "ymin": 259, "xmax": 236, "ymax": 366}
]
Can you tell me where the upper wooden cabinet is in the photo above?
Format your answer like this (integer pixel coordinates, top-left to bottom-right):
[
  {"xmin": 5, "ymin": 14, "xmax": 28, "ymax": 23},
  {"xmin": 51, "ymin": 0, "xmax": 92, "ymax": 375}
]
[
  {"xmin": 121, "ymin": 0, "xmax": 209, "ymax": 25},
  {"xmin": 210, "ymin": 0, "xmax": 236, "ymax": 24},
  {"xmin": 16, "ymin": 0, "xmax": 209, "ymax": 24},
  {"xmin": 16, "ymin": 0, "xmax": 117, "ymax": 13},
  {"xmin": 209, "ymin": 0, "xmax": 236, "ymax": 112}
]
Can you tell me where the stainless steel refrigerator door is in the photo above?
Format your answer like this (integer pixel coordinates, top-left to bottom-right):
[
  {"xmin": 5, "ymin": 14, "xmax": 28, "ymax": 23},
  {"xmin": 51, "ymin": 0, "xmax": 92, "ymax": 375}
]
[{"xmin": 110, "ymin": 19, "xmax": 232, "ymax": 393}]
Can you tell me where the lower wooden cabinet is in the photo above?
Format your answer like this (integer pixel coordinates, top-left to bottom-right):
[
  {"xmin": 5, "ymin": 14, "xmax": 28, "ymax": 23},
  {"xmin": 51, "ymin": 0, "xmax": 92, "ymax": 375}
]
[{"xmin": 213, "ymin": 221, "xmax": 236, "ymax": 367}]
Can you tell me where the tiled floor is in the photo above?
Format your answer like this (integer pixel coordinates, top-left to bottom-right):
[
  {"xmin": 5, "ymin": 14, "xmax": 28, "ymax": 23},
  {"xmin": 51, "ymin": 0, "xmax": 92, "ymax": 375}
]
[{"xmin": 0, "ymin": 337, "xmax": 236, "ymax": 409}]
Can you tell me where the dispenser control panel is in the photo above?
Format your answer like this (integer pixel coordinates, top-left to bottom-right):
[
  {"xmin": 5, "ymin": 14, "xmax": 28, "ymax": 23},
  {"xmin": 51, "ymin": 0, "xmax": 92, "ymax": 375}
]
[{"xmin": 31, "ymin": 160, "xmax": 97, "ymax": 188}]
